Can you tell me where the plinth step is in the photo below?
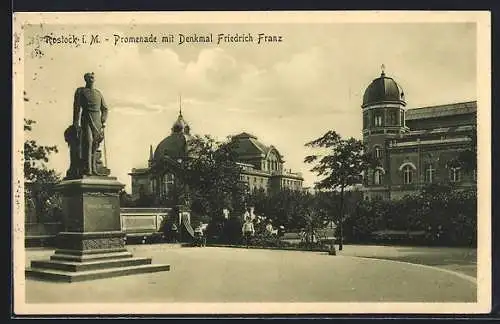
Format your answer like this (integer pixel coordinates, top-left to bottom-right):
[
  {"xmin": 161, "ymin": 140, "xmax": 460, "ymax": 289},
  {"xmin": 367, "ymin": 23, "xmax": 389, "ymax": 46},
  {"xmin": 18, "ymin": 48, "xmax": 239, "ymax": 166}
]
[
  {"xmin": 31, "ymin": 257, "xmax": 152, "ymax": 272},
  {"xmin": 26, "ymin": 263, "xmax": 171, "ymax": 282},
  {"xmin": 51, "ymin": 251, "xmax": 134, "ymax": 262}
]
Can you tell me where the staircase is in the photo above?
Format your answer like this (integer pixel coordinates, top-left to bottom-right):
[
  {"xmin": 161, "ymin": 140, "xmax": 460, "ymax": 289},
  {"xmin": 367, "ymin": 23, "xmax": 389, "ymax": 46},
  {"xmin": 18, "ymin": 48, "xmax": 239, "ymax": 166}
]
[{"xmin": 26, "ymin": 249, "xmax": 170, "ymax": 282}]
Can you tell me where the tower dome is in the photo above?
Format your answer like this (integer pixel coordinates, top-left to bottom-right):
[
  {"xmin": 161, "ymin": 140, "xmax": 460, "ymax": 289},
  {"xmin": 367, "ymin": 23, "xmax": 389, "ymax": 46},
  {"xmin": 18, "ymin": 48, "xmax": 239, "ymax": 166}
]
[
  {"xmin": 152, "ymin": 107, "xmax": 192, "ymax": 163},
  {"xmin": 362, "ymin": 67, "xmax": 406, "ymax": 108},
  {"xmin": 171, "ymin": 112, "xmax": 188, "ymax": 133}
]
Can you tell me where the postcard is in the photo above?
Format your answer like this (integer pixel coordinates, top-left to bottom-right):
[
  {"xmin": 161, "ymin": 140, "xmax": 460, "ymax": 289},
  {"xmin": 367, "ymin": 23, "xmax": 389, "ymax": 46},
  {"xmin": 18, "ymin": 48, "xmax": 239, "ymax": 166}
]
[{"xmin": 12, "ymin": 11, "xmax": 491, "ymax": 315}]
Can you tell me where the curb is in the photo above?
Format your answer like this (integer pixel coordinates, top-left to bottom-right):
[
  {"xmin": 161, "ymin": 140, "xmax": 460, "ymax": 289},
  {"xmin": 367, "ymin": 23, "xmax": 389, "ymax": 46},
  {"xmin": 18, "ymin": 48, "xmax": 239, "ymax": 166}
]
[
  {"xmin": 347, "ymin": 255, "xmax": 477, "ymax": 285},
  {"xmin": 206, "ymin": 244, "xmax": 330, "ymax": 253}
]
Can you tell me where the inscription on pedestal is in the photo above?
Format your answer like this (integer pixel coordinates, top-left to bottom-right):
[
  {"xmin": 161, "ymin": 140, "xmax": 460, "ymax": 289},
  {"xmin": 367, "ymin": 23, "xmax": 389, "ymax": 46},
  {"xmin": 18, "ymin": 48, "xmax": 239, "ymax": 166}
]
[{"xmin": 83, "ymin": 195, "xmax": 121, "ymax": 232}]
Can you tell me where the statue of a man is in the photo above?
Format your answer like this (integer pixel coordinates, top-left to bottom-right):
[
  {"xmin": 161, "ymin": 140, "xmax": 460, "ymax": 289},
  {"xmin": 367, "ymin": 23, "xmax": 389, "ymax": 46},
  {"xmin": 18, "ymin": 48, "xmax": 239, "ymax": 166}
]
[{"xmin": 69, "ymin": 72, "xmax": 109, "ymax": 177}]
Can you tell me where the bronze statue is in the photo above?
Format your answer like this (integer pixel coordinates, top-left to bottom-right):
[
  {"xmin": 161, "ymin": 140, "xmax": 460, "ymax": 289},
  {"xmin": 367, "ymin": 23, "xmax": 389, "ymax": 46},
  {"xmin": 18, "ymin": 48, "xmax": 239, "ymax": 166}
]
[{"xmin": 64, "ymin": 72, "xmax": 110, "ymax": 178}]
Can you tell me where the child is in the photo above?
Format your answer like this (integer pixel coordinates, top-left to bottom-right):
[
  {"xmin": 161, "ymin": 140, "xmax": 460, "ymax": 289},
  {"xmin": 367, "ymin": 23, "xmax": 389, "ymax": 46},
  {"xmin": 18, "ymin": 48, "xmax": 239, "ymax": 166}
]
[{"xmin": 242, "ymin": 218, "xmax": 255, "ymax": 248}]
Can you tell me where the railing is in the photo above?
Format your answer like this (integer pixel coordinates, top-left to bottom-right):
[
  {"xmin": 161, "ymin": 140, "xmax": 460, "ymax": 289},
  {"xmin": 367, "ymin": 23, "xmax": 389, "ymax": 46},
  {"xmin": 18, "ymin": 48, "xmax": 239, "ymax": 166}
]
[
  {"xmin": 120, "ymin": 208, "xmax": 171, "ymax": 236},
  {"xmin": 25, "ymin": 208, "xmax": 173, "ymax": 246}
]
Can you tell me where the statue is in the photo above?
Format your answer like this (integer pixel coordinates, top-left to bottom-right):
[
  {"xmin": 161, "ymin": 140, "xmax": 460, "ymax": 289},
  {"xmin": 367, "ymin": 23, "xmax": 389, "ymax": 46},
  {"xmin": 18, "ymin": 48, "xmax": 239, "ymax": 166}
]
[{"xmin": 64, "ymin": 72, "xmax": 110, "ymax": 179}]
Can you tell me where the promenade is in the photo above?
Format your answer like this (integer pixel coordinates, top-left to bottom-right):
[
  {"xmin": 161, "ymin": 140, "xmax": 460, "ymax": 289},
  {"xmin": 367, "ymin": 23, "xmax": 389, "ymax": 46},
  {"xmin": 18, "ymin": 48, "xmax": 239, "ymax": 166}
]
[{"xmin": 23, "ymin": 244, "xmax": 477, "ymax": 304}]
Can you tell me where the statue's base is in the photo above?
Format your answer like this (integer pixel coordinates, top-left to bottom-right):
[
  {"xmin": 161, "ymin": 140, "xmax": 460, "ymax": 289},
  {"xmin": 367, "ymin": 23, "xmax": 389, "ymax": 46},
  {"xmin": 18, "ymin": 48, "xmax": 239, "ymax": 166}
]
[
  {"xmin": 25, "ymin": 244, "xmax": 170, "ymax": 282},
  {"xmin": 25, "ymin": 176, "xmax": 170, "ymax": 282}
]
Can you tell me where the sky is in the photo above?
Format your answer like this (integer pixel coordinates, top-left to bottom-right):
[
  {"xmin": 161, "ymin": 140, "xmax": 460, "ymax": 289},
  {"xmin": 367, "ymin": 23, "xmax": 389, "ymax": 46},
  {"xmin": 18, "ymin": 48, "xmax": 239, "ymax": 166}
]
[{"xmin": 21, "ymin": 22, "xmax": 477, "ymax": 192}]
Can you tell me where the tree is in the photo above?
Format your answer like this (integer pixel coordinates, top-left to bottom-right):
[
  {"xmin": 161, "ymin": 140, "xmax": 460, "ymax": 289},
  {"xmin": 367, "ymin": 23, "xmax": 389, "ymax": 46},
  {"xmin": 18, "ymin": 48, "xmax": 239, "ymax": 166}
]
[
  {"xmin": 184, "ymin": 135, "xmax": 247, "ymax": 222},
  {"xmin": 23, "ymin": 118, "xmax": 61, "ymax": 223},
  {"xmin": 304, "ymin": 130, "xmax": 372, "ymax": 250},
  {"xmin": 24, "ymin": 119, "xmax": 59, "ymax": 182}
]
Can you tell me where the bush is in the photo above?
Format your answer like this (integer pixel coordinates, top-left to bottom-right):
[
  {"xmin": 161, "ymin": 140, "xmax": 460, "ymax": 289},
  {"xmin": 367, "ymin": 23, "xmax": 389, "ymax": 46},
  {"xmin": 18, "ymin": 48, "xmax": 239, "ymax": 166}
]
[{"xmin": 343, "ymin": 185, "xmax": 477, "ymax": 247}]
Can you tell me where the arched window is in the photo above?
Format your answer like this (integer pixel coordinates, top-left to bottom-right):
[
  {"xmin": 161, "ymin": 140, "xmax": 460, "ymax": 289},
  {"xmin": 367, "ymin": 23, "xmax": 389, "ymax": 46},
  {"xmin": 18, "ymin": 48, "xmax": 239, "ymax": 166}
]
[
  {"xmin": 403, "ymin": 165, "xmax": 413, "ymax": 184},
  {"xmin": 449, "ymin": 167, "xmax": 461, "ymax": 182},
  {"xmin": 425, "ymin": 164, "xmax": 435, "ymax": 183},
  {"xmin": 374, "ymin": 169, "xmax": 384, "ymax": 185},
  {"xmin": 374, "ymin": 114, "xmax": 383, "ymax": 127}
]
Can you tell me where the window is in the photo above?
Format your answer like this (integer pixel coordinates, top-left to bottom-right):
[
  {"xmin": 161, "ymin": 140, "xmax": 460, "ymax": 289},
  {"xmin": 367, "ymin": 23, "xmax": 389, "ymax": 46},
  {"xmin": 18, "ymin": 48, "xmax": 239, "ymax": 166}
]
[
  {"xmin": 425, "ymin": 164, "xmax": 435, "ymax": 183},
  {"xmin": 374, "ymin": 169, "xmax": 384, "ymax": 185},
  {"xmin": 374, "ymin": 114, "xmax": 383, "ymax": 127},
  {"xmin": 403, "ymin": 165, "xmax": 413, "ymax": 184},
  {"xmin": 450, "ymin": 167, "xmax": 461, "ymax": 182},
  {"xmin": 363, "ymin": 112, "xmax": 368, "ymax": 129},
  {"xmin": 374, "ymin": 146, "xmax": 382, "ymax": 159},
  {"xmin": 400, "ymin": 110, "xmax": 405, "ymax": 126},
  {"xmin": 386, "ymin": 110, "xmax": 397, "ymax": 126}
]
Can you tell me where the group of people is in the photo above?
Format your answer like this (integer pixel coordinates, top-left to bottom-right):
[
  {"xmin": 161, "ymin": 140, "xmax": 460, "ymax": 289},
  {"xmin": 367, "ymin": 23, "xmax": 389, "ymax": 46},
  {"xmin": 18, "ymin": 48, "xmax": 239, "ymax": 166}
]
[
  {"xmin": 164, "ymin": 208, "xmax": 284, "ymax": 248},
  {"xmin": 241, "ymin": 209, "xmax": 285, "ymax": 248}
]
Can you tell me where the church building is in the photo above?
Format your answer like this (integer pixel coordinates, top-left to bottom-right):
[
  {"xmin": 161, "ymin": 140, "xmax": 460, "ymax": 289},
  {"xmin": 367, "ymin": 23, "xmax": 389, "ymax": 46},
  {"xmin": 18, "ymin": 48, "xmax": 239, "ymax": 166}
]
[
  {"xmin": 361, "ymin": 67, "xmax": 477, "ymax": 200},
  {"xmin": 129, "ymin": 108, "xmax": 303, "ymax": 202}
]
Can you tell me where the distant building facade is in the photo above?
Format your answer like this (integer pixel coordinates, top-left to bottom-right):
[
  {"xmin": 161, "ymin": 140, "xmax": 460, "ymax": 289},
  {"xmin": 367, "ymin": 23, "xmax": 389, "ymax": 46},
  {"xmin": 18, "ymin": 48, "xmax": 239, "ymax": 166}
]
[
  {"xmin": 361, "ymin": 69, "xmax": 477, "ymax": 200},
  {"xmin": 129, "ymin": 111, "xmax": 303, "ymax": 201},
  {"xmin": 231, "ymin": 132, "xmax": 304, "ymax": 193}
]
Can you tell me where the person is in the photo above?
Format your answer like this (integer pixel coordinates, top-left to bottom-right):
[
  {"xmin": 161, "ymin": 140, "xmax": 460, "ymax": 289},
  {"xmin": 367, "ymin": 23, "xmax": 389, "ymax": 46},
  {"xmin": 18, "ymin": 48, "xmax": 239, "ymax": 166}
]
[
  {"xmin": 171, "ymin": 222, "xmax": 179, "ymax": 243},
  {"xmin": 265, "ymin": 221, "xmax": 273, "ymax": 236},
  {"xmin": 71, "ymin": 72, "xmax": 109, "ymax": 176},
  {"xmin": 194, "ymin": 222, "xmax": 206, "ymax": 247},
  {"xmin": 242, "ymin": 218, "xmax": 255, "ymax": 248},
  {"xmin": 278, "ymin": 225, "xmax": 285, "ymax": 238},
  {"xmin": 243, "ymin": 208, "xmax": 251, "ymax": 222}
]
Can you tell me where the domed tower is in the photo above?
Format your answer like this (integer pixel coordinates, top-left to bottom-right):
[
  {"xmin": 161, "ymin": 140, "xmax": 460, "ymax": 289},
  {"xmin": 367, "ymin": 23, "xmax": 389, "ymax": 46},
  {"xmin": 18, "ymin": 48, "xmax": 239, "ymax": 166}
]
[
  {"xmin": 149, "ymin": 99, "xmax": 193, "ymax": 203},
  {"xmin": 361, "ymin": 65, "xmax": 408, "ymax": 199},
  {"xmin": 152, "ymin": 104, "xmax": 192, "ymax": 164}
]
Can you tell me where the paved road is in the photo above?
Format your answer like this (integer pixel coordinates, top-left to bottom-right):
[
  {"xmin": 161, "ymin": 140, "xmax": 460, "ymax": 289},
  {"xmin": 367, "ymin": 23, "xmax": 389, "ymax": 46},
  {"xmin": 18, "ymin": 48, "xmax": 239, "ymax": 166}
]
[
  {"xmin": 24, "ymin": 245, "xmax": 476, "ymax": 303},
  {"xmin": 336, "ymin": 245, "xmax": 477, "ymax": 278}
]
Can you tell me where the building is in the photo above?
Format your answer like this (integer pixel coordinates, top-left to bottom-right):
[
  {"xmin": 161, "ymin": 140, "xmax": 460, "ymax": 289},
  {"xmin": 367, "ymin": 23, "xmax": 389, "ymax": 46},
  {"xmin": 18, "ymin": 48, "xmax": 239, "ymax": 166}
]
[
  {"xmin": 361, "ymin": 69, "xmax": 477, "ymax": 200},
  {"xmin": 231, "ymin": 132, "xmax": 304, "ymax": 193},
  {"xmin": 129, "ymin": 109, "xmax": 303, "ymax": 201}
]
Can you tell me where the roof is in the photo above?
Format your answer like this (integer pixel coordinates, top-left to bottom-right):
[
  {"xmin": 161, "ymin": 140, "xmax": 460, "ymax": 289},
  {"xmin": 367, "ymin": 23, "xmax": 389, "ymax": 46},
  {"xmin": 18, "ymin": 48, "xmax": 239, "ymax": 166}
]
[
  {"xmin": 405, "ymin": 101, "xmax": 476, "ymax": 120},
  {"xmin": 362, "ymin": 72, "xmax": 406, "ymax": 108},
  {"xmin": 152, "ymin": 111, "xmax": 193, "ymax": 162},
  {"xmin": 230, "ymin": 132, "xmax": 282, "ymax": 161},
  {"xmin": 152, "ymin": 133, "xmax": 192, "ymax": 162},
  {"xmin": 406, "ymin": 125, "xmax": 475, "ymax": 137}
]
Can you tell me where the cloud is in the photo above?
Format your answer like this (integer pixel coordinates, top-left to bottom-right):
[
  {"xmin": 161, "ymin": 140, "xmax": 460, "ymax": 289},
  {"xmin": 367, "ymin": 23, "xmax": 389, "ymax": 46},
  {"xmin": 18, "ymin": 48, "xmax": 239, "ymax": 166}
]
[
  {"xmin": 22, "ymin": 23, "xmax": 477, "ymax": 191},
  {"xmin": 111, "ymin": 97, "xmax": 173, "ymax": 115}
]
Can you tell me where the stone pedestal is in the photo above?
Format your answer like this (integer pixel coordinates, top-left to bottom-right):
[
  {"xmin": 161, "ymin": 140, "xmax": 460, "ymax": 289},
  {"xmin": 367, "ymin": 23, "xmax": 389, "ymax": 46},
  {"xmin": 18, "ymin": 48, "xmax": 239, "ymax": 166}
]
[{"xmin": 25, "ymin": 176, "xmax": 170, "ymax": 282}]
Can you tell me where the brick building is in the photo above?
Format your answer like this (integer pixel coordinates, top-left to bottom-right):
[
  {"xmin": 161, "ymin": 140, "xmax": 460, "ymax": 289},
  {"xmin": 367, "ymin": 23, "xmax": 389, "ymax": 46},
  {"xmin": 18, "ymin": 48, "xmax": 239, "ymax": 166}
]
[{"xmin": 361, "ymin": 69, "xmax": 477, "ymax": 200}]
